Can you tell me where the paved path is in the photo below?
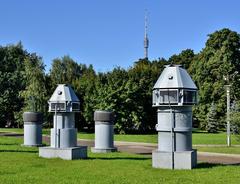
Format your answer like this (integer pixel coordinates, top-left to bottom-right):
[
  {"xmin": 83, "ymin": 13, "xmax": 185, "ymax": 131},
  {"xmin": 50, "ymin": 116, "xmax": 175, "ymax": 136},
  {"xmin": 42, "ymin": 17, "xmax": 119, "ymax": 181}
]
[{"xmin": 1, "ymin": 132, "xmax": 240, "ymax": 165}]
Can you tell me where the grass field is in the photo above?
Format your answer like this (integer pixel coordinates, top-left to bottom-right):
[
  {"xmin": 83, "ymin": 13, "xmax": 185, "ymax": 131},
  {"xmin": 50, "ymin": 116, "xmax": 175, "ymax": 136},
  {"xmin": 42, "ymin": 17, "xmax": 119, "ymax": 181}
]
[
  {"xmin": 1, "ymin": 128, "xmax": 240, "ymax": 155},
  {"xmin": 79, "ymin": 132, "xmax": 240, "ymax": 145},
  {"xmin": 194, "ymin": 146, "xmax": 240, "ymax": 154},
  {"xmin": 1, "ymin": 128, "xmax": 239, "ymax": 145},
  {"xmin": 0, "ymin": 136, "xmax": 240, "ymax": 184}
]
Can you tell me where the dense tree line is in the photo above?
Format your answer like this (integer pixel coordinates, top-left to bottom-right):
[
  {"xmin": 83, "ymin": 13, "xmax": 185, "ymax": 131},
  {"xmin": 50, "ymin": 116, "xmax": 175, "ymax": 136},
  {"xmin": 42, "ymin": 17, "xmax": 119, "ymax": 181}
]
[{"xmin": 1, "ymin": 28, "xmax": 240, "ymax": 134}]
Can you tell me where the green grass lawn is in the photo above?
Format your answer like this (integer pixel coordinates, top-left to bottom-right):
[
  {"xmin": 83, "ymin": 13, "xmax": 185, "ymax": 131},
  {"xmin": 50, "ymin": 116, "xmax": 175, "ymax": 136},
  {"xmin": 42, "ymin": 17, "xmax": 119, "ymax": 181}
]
[
  {"xmin": 78, "ymin": 132, "xmax": 158, "ymax": 144},
  {"xmin": 194, "ymin": 146, "xmax": 240, "ymax": 154},
  {"xmin": 77, "ymin": 131, "xmax": 240, "ymax": 146},
  {"xmin": 0, "ymin": 136, "xmax": 240, "ymax": 184},
  {"xmin": 192, "ymin": 131, "xmax": 240, "ymax": 145},
  {"xmin": 1, "ymin": 128, "xmax": 240, "ymax": 145},
  {"xmin": 0, "ymin": 128, "xmax": 24, "ymax": 133}
]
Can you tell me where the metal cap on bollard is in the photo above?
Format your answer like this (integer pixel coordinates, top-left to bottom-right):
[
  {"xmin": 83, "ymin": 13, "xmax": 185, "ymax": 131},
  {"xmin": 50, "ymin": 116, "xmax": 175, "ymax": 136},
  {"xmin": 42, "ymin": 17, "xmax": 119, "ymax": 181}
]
[
  {"xmin": 23, "ymin": 112, "xmax": 43, "ymax": 123},
  {"xmin": 94, "ymin": 110, "xmax": 115, "ymax": 123}
]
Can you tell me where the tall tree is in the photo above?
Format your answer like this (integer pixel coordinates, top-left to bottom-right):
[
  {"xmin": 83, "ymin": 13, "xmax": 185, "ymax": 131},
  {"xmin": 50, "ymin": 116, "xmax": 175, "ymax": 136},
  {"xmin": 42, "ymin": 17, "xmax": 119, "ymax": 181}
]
[
  {"xmin": 14, "ymin": 54, "xmax": 47, "ymax": 127},
  {"xmin": 86, "ymin": 58, "xmax": 168, "ymax": 133},
  {"xmin": 49, "ymin": 56, "xmax": 97, "ymax": 129},
  {"xmin": 20, "ymin": 54, "xmax": 47, "ymax": 112},
  {"xmin": 231, "ymin": 101, "xmax": 240, "ymax": 141},
  {"xmin": 73, "ymin": 64, "xmax": 97, "ymax": 130},
  {"xmin": 49, "ymin": 55, "xmax": 84, "ymax": 90},
  {"xmin": 168, "ymin": 49, "xmax": 195, "ymax": 70},
  {"xmin": 191, "ymin": 28, "xmax": 240, "ymax": 129},
  {"xmin": 0, "ymin": 43, "xmax": 27, "ymax": 127},
  {"xmin": 93, "ymin": 67, "xmax": 130, "ymax": 133},
  {"xmin": 127, "ymin": 58, "xmax": 167, "ymax": 132}
]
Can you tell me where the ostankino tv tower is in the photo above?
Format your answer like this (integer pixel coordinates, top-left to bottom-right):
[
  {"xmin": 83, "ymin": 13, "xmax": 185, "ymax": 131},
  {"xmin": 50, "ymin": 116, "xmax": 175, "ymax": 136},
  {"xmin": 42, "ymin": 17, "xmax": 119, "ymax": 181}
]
[{"xmin": 144, "ymin": 11, "xmax": 149, "ymax": 59}]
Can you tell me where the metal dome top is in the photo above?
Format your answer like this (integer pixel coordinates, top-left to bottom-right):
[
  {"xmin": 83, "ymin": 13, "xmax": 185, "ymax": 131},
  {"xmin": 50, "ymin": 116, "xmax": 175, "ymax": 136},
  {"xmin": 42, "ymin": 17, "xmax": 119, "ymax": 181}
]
[
  {"xmin": 48, "ymin": 84, "xmax": 80, "ymax": 112},
  {"xmin": 49, "ymin": 84, "xmax": 79, "ymax": 102},
  {"xmin": 153, "ymin": 65, "xmax": 197, "ymax": 90}
]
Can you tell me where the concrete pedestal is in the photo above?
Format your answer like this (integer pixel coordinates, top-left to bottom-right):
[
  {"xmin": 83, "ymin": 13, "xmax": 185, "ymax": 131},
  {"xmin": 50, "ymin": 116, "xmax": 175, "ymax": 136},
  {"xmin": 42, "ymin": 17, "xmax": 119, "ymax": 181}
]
[
  {"xmin": 39, "ymin": 146, "xmax": 87, "ymax": 160},
  {"xmin": 152, "ymin": 149, "xmax": 197, "ymax": 169},
  {"xmin": 91, "ymin": 147, "xmax": 117, "ymax": 153}
]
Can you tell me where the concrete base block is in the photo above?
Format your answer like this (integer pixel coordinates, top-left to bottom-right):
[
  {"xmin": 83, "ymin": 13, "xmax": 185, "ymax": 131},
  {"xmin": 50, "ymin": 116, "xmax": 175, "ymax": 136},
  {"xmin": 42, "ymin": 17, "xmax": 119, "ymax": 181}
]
[
  {"xmin": 152, "ymin": 149, "xmax": 197, "ymax": 169},
  {"xmin": 91, "ymin": 147, "xmax": 117, "ymax": 153},
  {"xmin": 39, "ymin": 146, "xmax": 87, "ymax": 160}
]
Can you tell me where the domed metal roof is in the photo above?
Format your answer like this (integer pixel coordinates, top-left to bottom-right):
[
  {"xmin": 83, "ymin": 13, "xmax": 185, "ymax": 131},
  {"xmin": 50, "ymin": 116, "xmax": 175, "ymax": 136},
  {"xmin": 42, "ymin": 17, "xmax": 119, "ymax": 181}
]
[
  {"xmin": 153, "ymin": 65, "xmax": 197, "ymax": 90},
  {"xmin": 49, "ymin": 84, "xmax": 79, "ymax": 102}
]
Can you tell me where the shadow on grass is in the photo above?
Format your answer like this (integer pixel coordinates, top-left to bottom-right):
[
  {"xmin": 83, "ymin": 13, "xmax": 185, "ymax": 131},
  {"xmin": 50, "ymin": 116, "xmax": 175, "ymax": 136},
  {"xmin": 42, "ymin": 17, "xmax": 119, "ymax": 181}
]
[
  {"xmin": 138, "ymin": 153, "xmax": 152, "ymax": 155},
  {"xmin": 195, "ymin": 162, "xmax": 224, "ymax": 169},
  {"xmin": 0, "ymin": 150, "xmax": 38, "ymax": 153},
  {"xmin": 192, "ymin": 131, "xmax": 222, "ymax": 134},
  {"xmin": 0, "ymin": 133, "xmax": 23, "ymax": 137},
  {"xmin": 196, "ymin": 162, "xmax": 240, "ymax": 169},
  {"xmin": 0, "ymin": 143, "xmax": 19, "ymax": 146}
]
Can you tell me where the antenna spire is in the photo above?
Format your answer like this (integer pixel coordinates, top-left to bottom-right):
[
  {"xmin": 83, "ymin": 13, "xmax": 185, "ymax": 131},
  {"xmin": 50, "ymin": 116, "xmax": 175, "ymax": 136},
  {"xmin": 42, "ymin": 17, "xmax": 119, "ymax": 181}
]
[{"xmin": 144, "ymin": 10, "xmax": 149, "ymax": 59}]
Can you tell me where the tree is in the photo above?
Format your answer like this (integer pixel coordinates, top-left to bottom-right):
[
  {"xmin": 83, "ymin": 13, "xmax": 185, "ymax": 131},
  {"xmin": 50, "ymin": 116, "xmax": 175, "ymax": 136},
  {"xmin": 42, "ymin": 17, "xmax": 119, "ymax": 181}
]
[
  {"xmin": 49, "ymin": 56, "xmax": 98, "ymax": 130},
  {"xmin": 49, "ymin": 55, "xmax": 84, "ymax": 90},
  {"xmin": 190, "ymin": 28, "xmax": 240, "ymax": 129},
  {"xmin": 0, "ymin": 43, "xmax": 27, "ymax": 127},
  {"xmin": 73, "ymin": 64, "xmax": 97, "ymax": 130},
  {"xmin": 13, "ymin": 54, "xmax": 47, "ymax": 127},
  {"xmin": 127, "ymin": 58, "xmax": 167, "ymax": 133},
  {"xmin": 87, "ymin": 58, "xmax": 168, "ymax": 134},
  {"xmin": 206, "ymin": 103, "xmax": 218, "ymax": 133},
  {"xmin": 231, "ymin": 101, "xmax": 240, "ymax": 141},
  {"xmin": 20, "ymin": 54, "xmax": 47, "ymax": 112},
  {"xmin": 168, "ymin": 49, "xmax": 195, "ymax": 70},
  {"xmin": 93, "ymin": 67, "xmax": 130, "ymax": 133}
]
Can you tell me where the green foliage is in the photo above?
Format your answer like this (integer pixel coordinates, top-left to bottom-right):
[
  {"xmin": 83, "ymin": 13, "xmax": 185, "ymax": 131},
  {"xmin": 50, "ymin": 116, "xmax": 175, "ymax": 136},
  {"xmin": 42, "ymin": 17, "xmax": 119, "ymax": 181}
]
[
  {"xmin": 206, "ymin": 103, "xmax": 218, "ymax": 133},
  {"xmin": 231, "ymin": 112, "xmax": 240, "ymax": 133},
  {"xmin": 1, "ymin": 28, "xmax": 240, "ymax": 134},
  {"xmin": 73, "ymin": 64, "xmax": 97, "ymax": 130},
  {"xmin": 49, "ymin": 55, "xmax": 87, "ymax": 88},
  {"xmin": 191, "ymin": 28, "xmax": 240, "ymax": 130},
  {"xmin": 231, "ymin": 101, "xmax": 240, "ymax": 141},
  {"xmin": 0, "ymin": 43, "xmax": 27, "ymax": 127},
  {"xmin": 14, "ymin": 55, "xmax": 48, "ymax": 127},
  {"xmin": 168, "ymin": 49, "xmax": 195, "ymax": 70},
  {"xmin": 0, "ymin": 44, "xmax": 48, "ymax": 127},
  {"xmin": 49, "ymin": 56, "xmax": 96, "ymax": 129},
  {"xmin": 20, "ymin": 55, "xmax": 47, "ymax": 112},
  {"xmin": 81, "ymin": 58, "xmax": 167, "ymax": 133}
]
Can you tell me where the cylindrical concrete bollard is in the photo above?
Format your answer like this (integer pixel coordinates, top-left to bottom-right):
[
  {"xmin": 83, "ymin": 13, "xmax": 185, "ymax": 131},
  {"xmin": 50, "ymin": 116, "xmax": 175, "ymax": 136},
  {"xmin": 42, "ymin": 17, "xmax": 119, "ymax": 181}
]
[
  {"xmin": 23, "ymin": 112, "xmax": 43, "ymax": 146},
  {"xmin": 91, "ymin": 110, "xmax": 117, "ymax": 153}
]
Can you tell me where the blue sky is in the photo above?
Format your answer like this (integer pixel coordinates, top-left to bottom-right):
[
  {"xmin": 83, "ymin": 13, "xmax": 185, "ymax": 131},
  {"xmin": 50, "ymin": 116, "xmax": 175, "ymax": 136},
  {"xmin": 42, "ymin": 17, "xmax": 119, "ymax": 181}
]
[{"xmin": 0, "ymin": 0, "xmax": 240, "ymax": 73}]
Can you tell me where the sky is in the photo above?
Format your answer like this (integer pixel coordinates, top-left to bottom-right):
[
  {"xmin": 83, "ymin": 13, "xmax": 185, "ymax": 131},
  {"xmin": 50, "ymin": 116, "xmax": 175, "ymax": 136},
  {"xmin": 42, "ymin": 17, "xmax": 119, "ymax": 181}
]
[{"xmin": 0, "ymin": 0, "xmax": 240, "ymax": 73}]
